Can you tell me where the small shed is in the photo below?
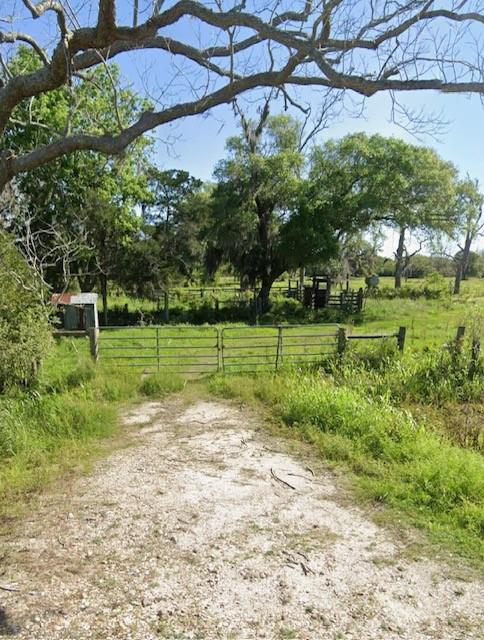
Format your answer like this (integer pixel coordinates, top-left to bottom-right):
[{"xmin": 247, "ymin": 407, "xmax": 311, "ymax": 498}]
[{"xmin": 51, "ymin": 292, "xmax": 99, "ymax": 331}]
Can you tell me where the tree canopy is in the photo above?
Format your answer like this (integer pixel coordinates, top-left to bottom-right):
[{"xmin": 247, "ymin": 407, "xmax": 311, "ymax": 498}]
[
  {"xmin": 2, "ymin": 49, "xmax": 150, "ymax": 309},
  {"xmin": 309, "ymin": 133, "xmax": 458, "ymax": 287}
]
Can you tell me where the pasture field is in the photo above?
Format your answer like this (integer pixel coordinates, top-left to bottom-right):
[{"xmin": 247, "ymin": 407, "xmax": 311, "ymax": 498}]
[{"xmin": 84, "ymin": 276, "xmax": 484, "ymax": 360}]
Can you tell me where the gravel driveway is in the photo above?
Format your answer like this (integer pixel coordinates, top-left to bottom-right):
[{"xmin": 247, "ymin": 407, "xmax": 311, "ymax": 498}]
[{"xmin": 1, "ymin": 398, "xmax": 482, "ymax": 639}]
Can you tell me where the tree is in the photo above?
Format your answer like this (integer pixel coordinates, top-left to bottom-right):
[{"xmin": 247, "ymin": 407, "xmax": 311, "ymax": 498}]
[
  {"xmin": 209, "ymin": 111, "xmax": 304, "ymax": 309},
  {"xmin": 331, "ymin": 233, "xmax": 382, "ymax": 282},
  {"xmin": 1, "ymin": 49, "xmax": 150, "ymax": 312},
  {"xmin": 0, "ymin": 1, "xmax": 482, "ymax": 189},
  {"xmin": 450, "ymin": 179, "xmax": 483, "ymax": 294},
  {"xmin": 209, "ymin": 112, "xmax": 364, "ymax": 309},
  {"xmin": 309, "ymin": 133, "xmax": 458, "ymax": 288},
  {"xmin": 0, "ymin": 231, "xmax": 51, "ymax": 390},
  {"xmin": 143, "ymin": 168, "xmax": 203, "ymax": 227},
  {"xmin": 118, "ymin": 174, "xmax": 211, "ymax": 297}
]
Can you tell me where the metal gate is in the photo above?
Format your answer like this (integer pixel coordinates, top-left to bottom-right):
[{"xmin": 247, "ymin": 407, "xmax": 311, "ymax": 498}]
[
  {"xmin": 98, "ymin": 326, "xmax": 220, "ymax": 374},
  {"xmin": 96, "ymin": 324, "xmax": 339, "ymax": 374},
  {"xmin": 220, "ymin": 325, "xmax": 339, "ymax": 372}
]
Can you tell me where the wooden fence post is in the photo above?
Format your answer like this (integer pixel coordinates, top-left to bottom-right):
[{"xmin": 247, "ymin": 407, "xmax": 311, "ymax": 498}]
[
  {"xmin": 216, "ymin": 329, "xmax": 221, "ymax": 373},
  {"xmin": 397, "ymin": 326, "xmax": 406, "ymax": 352},
  {"xmin": 89, "ymin": 327, "xmax": 99, "ymax": 362},
  {"xmin": 337, "ymin": 327, "xmax": 347, "ymax": 355},
  {"xmin": 357, "ymin": 288, "xmax": 364, "ymax": 312},
  {"xmin": 455, "ymin": 325, "xmax": 466, "ymax": 352},
  {"xmin": 469, "ymin": 337, "xmax": 480, "ymax": 379}
]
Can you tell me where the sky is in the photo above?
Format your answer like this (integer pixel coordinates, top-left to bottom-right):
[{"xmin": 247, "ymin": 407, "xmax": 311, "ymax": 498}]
[{"xmin": 4, "ymin": 0, "xmax": 484, "ymax": 256}]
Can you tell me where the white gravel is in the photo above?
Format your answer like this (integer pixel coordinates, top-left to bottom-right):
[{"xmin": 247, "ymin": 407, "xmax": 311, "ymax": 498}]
[{"xmin": 0, "ymin": 398, "xmax": 482, "ymax": 639}]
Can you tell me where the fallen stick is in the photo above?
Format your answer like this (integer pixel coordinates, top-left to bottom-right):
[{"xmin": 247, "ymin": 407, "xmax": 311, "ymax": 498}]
[
  {"xmin": 287, "ymin": 472, "xmax": 313, "ymax": 482},
  {"xmin": 270, "ymin": 468, "xmax": 296, "ymax": 490},
  {"xmin": 0, "ymin": 584, "xmax": 37, "ymax": 596}
]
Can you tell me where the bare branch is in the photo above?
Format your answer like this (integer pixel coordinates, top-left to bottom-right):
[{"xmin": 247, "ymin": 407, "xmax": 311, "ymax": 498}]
[{"xmin": 0, "ymin": 0, "xmax": 481, "ymax": 187}]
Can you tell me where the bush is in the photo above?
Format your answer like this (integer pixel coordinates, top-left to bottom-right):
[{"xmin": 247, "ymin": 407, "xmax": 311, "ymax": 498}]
[
  {"xmin": 367, "ymin": 273, "xmax": 451, "ymax": 301},
  {"xmin": 0, "ymin": 232, "xmax": 52, "ymax": 391}
]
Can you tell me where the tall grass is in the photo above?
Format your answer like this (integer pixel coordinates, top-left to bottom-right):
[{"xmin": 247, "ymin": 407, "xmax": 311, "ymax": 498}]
[
  {"xmin": 0, "ymin": 343, "xmax": 183, "ymax": 517},
  {"xmin": 209, "ymin": 361, "xmax": 484, "ymax": 563}
]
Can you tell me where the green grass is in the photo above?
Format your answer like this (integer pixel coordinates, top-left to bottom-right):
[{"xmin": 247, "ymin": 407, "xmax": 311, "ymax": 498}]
[
  {"xmin": 0, "ymin": 339, "xmax": 183, "ymax": 518},
  {"xmin": 105, "ymin": 277, "xmax": 484, "ymax": 351},
  {"xmin": 208, "ymin": 369, "xmax": 484, "ymax": 565}
]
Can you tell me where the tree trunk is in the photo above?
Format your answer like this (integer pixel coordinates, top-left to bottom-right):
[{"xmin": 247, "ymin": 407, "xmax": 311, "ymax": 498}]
[
  {"xmin": 394, "ymin": 227, "xmax": 406, "ymax": 289},
  {"xmin": 453, "ymin": 230, "xmax": 473, "ymax": 295},
  {"xmin": 100, "ymin": 273, "xmax": 108, "ymax": 326},
  {"xmin": 258, "ymin": 273, "xmax": 275, "ymax": 313},
  {"xmin": 256, "ymin": 203, "xmax": 274, "ymax": 312}
]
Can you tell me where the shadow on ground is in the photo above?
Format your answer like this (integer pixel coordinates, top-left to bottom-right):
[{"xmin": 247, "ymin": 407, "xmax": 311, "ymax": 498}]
[{"xmin": 0, "ymin": 607, "xmax": 19, "ymax": 636}]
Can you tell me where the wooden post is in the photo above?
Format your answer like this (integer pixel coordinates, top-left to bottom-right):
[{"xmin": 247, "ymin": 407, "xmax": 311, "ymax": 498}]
[
  {"xmin": 89, "ymin": 327, "xmax": 99, "ymax": 362},
  {"xmin": 357, "ymin": 288, "xmax": 364, "ymax": 312},
  {"xmin": 337, "ymin": 327, "xmax": 347, "ymax": 355},
  {"xmin": 397, "ymin": 326, "xmax": 406, "ymax": 352},
  {"xmin": 156, "ymin": 326, "xmax": 160, "ymax": 372},
  {"xmin": 163, "ymin": 290, "xmax": 169, "ymax": 323},
  {"xmin": 221, "ymin": 330, "xmax": 225, "ymax": 373},
  {"xmin": 455, "ymin": 325, "xmax": 466, "ymax": 352},
  {"xmin": 275, "ymin": 326, "xmax": 283, "ymax": 370}
]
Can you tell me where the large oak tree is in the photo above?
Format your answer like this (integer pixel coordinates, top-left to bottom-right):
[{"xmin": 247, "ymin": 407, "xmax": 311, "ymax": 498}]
[{"xmin": 309, "ymin": 133, "xmax": 458, "ymax": 288}]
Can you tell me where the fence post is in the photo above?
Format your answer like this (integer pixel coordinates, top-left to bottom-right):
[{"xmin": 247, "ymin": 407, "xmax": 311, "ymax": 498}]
[
  {"xmin": 156, "ymin": 326, "xmax": 160, "ymax": 372},
  {"xmin": 337, "ymin": 327, "xmax": 347, "ymax": 355},
  {"xmin": 397, "ymin": 326, "xmax": 406, "ymax": 352},
  {"xmin": 89, "ymin": 327, "xmax": 99, "ymax": 362},
  {"xmin": 275, "ymin": 326, "xmax": 283, "ymax": 370},
  {"xmin": 163, "ymin": 290, "xmax": 170, "ymax": 323},
  {"xmin": 221, "ymin": 329, "xmax": 225, "ymax": 373},
  {"xmin": 357, "ymin": 288, "xmax": 364, "ymax": 312},
  {"xmin": 455, "ymin": 325, "xmax": 466, "ymax": 352}
]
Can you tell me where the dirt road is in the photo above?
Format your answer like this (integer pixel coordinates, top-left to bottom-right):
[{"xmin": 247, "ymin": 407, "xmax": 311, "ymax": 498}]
[{"xmin": 1, "ymin": 398, "xmax": 482, "ymax": 639}]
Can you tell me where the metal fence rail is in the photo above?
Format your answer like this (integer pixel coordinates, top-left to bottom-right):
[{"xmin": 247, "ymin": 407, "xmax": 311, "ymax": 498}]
[
  {"xmin": 72, "ymin": 324, "xmax": 407, "ymax": 374},
  {"xmin": 221, "ymin": 325, "xmax": 340, "ymax": 372}
]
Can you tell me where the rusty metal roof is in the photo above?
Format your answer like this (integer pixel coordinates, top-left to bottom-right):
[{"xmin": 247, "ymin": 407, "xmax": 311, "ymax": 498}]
[{"xmin": 51, "ymin": 292, "xmax": 98, "ymax": 305}]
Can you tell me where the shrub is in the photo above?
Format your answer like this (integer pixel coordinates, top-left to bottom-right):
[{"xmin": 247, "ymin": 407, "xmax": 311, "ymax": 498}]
[
  {"xmin": 367, "ymin": 273, "xmax": 451, "ymax": 301},
  {"xmin": 0, "ymin": 232, "xmax": 52, "ymax": 391}
]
